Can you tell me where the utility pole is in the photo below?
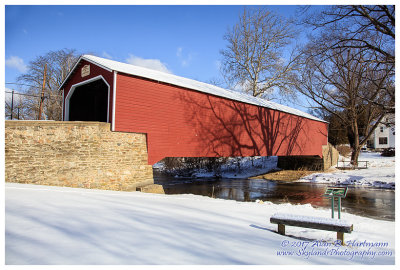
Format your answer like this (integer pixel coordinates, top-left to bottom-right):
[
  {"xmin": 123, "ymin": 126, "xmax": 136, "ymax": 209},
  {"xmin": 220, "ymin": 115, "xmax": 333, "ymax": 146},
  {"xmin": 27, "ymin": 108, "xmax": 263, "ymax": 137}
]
[
  {"xmin": 38, "ymin": 64, "xmax": 47, "ymax": 120},
  {"xmin": 10, "ymin": 90, "xmax": 14, "ymax": 120}
]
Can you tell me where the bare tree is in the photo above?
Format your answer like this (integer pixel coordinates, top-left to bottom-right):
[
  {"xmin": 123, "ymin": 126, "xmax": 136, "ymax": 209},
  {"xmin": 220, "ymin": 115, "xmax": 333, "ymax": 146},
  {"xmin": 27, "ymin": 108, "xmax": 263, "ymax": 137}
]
[
  {"xmin": 296, "ymin": 37, "xmax": 393, "ymax": 163},
  {"xmin": 303, "ymin": 5, "xmax": 394, "ymax": 65},
  {"xmin": 295, "ymin": 5, "xmax": 395, "ymax": 164},
  {"xmin": 220, "ymin": 7, "xmax": 300, "ymax": 101},
  {"xmin": 300, "ymin": 5, "xmax": 395, "ymax": 114},
  {"xmin": 17, "ymin": 49, "xmax": 80, "ymax": 120}
]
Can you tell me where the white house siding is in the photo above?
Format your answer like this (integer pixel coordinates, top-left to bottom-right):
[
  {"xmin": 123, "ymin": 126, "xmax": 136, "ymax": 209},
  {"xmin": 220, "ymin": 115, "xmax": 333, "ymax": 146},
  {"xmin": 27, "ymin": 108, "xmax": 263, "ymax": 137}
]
[
  {"xmin": 388, "ymin": 125, "xmax": 395, "ymax": 148},
  {"xmin": 370, "ymin": 114, "xmax": 395, "ymax": 149}
]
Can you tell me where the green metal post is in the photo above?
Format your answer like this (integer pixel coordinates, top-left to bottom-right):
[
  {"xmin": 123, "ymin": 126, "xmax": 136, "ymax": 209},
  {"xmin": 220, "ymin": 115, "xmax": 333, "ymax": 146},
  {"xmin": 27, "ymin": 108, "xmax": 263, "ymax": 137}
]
[
  {"xmin": 331, "ymin": 197, "xmax": 335, "ymax": 218},
  {"xmin": 338, "ymin": 197, "xmax": 341, "ymax": 219}
]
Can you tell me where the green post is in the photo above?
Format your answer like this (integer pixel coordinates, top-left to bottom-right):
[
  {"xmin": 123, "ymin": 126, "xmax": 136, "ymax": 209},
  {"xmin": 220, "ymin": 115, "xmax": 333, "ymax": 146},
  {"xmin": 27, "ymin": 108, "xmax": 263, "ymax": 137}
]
[{"xmin": 324, "ymin": 187, "xmax": 347, "ymax": 220}]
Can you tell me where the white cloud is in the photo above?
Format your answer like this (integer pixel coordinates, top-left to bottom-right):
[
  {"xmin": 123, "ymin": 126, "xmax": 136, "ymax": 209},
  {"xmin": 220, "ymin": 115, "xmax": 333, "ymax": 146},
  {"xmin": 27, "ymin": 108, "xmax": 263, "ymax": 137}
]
[
  {"xmin": 176, "ymin": 47, "xmax": 183, "ymax": 57},
  {"xmin": 277, "ymin": 57, "xmax": 286, "ymax": 65},
  {"xmin": 5, "ymin": 88, "xmax": 24, "ymax": 105},
  {"xmin": 102, "ymin": 51, "xmax": 113, "ymax": 59},
  {"xmin": 5, "ymin": 87, "xmax": 13, "ymax": 103},
  {"xmin": 126, "ymin": 54, "xmax": 172, "ymax": 74},
  {"xmin": 6, "ymin": 56, "xmax": 28, "ymax": 73},
  {"xmin": 176, "ymin": 47, "xmax": 193, "ymax": 67}
]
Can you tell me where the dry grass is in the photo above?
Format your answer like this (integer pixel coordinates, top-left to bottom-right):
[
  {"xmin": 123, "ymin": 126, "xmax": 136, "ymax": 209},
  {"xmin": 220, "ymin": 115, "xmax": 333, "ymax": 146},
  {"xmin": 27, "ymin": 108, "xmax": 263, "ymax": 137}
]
[
  {"xmin": 251, "ymin": 169, "xmax": 320, "ymax": 181},
  {"xmin": 336, "ymin": 145, "xmax": 352, "ymax": 157}
]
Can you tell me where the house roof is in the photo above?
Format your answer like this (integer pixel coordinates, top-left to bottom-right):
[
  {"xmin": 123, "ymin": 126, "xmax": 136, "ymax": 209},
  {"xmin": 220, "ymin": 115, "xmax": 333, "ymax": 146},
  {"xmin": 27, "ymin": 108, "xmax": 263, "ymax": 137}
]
[{"xmin": 62, "ymin": 54, "xmax": 326, "ymax": 123}]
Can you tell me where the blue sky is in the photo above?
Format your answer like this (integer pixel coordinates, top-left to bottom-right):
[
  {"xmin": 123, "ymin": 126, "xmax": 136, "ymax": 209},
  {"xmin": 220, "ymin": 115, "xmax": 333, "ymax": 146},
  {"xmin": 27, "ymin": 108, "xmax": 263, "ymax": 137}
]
[
  {"xmin": 5, "ymin": 5, "xmax": 302, "ymax": 83},
  {"xmin": 5, "ymin": 5, "xmax": 313, "ymax": 109}
]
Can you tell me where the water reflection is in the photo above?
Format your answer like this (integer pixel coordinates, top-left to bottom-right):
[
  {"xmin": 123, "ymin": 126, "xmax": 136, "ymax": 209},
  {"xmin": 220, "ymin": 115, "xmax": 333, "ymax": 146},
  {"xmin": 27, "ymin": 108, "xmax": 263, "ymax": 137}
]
[{"xmin": 154, "ymin": 176, "xmax": 395, "ymax": 221}]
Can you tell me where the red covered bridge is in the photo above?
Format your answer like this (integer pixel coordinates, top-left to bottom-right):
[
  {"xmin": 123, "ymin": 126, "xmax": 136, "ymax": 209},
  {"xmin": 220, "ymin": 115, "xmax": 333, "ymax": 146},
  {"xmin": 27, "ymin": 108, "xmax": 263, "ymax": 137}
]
[{"xmin": 60, "ymin": 55, "xmax": 328, "ymax": 165}]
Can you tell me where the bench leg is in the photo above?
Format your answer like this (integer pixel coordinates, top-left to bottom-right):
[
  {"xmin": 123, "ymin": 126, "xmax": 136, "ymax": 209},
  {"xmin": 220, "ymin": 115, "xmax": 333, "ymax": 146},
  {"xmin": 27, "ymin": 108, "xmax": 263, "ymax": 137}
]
[
  {"xmin": 278, "ymin": 224, "xmax": 285, "ymax": 235},
  {"xmin": 337, "ymin": 232, "xmax": 344, "ymax": 245}
]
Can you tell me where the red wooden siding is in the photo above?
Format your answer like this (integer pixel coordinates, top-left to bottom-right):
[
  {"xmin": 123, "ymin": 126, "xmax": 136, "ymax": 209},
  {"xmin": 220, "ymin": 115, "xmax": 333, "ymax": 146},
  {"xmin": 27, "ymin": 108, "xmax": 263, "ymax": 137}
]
[
  {"xmin": 62, "ymin": 60, "xmax": 114, "ymax": 123},
  {"xmin": 114, "ymin": 73, "xmax": 328, "ymax": 165}
]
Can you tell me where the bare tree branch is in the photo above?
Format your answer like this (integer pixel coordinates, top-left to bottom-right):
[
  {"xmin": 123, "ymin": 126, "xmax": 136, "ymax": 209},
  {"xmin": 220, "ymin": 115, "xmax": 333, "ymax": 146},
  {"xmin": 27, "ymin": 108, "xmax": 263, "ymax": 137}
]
[
  {"xmin": 302, "ymin": 5, "xmax": 395, "ymax": 65},
  {"xmin": 220, "ymin": 7, "xmax": 300, "ymax": 101},
  {"xmin": 295, "ymin": 28, "xmax": 393, "ymax": 164},
  {"xmin": 16, "ymin": 49, "xmax": 80, "ymax": 120}
]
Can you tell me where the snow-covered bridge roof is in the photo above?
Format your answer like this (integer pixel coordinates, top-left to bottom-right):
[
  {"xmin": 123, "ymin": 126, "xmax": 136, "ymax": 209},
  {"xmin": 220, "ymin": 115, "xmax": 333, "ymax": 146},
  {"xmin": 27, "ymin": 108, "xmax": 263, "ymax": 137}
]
[{"xmin": 64, "ymin": 54, "xmax": 326, "ymax": 123}]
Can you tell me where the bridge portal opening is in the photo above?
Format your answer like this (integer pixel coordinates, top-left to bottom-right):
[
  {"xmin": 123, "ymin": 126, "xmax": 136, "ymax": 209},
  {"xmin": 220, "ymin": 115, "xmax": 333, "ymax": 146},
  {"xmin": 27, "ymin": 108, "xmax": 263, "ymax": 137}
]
[{"xmin": 68, "ymin": 78, "xmax": 109, "ymax": 122}]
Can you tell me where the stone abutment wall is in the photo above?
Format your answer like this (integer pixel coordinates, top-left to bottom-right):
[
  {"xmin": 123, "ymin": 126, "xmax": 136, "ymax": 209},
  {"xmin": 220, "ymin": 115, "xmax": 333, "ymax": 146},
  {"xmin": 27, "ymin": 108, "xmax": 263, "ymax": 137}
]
[
  {"xmin": 5, "ymin": 121, "xmax": 154, "ymax": 191},
  {"xmin": 277, "ymin": 143, "xmax": 339, "ymax": 171}
]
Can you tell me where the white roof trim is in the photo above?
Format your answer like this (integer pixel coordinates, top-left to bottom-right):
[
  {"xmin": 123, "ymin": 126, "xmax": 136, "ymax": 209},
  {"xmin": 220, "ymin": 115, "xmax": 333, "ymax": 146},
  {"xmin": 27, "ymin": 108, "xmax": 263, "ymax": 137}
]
[
  {"xmin": 112, "ymin": 71, "xmax": 117, "ymax": 131},
  {"xmin": 70, "ymin": 54, "xmax": 326, "ymax": 123},
  {"xmin": 64, "ymin": 75, "xmax": 111, "ymax": 123},
  {"xmin": 59, "ymin": 55, "xmax": 113, "ymax": 90},
  {"xmin": 59, "ymin": 55, "xmax": 84, "ymax": 89},
  {"xmin": 83, "ymin": 57, "xmax": 113, "ymax": 73}
]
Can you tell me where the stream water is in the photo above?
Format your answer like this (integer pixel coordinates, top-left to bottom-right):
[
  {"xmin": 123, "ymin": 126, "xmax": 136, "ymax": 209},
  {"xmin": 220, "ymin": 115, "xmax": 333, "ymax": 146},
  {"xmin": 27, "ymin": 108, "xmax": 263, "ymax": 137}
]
[{"xmin": 154, "ymin": 176, "xmax": 395, "ymax": 221}]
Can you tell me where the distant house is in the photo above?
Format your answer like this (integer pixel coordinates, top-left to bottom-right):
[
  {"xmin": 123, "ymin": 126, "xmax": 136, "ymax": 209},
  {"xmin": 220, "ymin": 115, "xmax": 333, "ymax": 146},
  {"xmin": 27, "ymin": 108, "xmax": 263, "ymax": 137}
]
[{"xmin": 367, "ymin": 114, "xmax": 395, "ymax": 150}]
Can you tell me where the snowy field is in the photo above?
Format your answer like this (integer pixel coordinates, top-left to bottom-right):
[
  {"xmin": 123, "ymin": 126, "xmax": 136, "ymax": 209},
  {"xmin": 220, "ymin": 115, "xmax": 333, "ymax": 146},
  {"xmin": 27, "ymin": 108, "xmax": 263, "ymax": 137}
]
[
  {"xmin": 297, "ymin": 152, "xmax": 395, "ymax": 189},
  {"xmin": 5, "ymin": 183, "xmax": 395, "ymax": 265}
]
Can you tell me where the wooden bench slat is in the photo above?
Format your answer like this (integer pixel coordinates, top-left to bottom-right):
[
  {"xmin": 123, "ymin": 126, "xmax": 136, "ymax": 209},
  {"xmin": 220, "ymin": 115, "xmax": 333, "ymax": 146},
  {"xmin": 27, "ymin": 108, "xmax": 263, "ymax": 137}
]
[{"xmin": 270, "ymin": 213, "xmax": 353, "ymax": 233}]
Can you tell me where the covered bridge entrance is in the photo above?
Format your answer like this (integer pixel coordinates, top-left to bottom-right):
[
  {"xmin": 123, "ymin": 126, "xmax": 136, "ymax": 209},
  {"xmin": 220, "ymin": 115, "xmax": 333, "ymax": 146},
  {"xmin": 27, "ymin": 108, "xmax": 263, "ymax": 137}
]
[{"xmin": 65, "ymin": 76, "xmax": 110, "ymax": 122}]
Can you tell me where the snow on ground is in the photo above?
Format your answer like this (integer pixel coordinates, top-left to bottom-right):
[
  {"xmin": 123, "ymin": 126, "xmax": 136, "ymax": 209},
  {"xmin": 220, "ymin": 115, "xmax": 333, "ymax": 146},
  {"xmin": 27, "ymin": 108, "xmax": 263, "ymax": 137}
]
[
  {"xmin": 297, "ymin": 152, "xmax": 395, "ymax": 189},
  {"xmin": 154, "ymin": 156, "xmax": 278, "ymax": 179},
  {"xmin": 5, "ymin": 183, "xmax": 394, "ymax": 265},
  {"xmin": 194, "ymin": 156, "xmax": 278, "ymax": 179}
]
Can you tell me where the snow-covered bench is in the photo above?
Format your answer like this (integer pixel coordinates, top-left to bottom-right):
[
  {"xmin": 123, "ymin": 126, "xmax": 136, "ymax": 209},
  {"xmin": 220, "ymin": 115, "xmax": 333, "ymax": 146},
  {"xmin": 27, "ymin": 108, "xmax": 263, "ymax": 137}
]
[{"xmin": 270, "ymin": 213, "xmax": 353, "ymax": 245}]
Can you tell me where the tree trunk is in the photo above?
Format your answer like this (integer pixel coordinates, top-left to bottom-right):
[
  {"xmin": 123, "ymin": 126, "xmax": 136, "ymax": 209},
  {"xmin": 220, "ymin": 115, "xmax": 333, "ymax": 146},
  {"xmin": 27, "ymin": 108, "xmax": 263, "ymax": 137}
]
[
  {"xmin": 351, "ymin": 147, "xmax": 361, "ymax": 165},
  {"xmin": 350, "ymin": 113, "xmax": 360, "ymax": 165}
]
